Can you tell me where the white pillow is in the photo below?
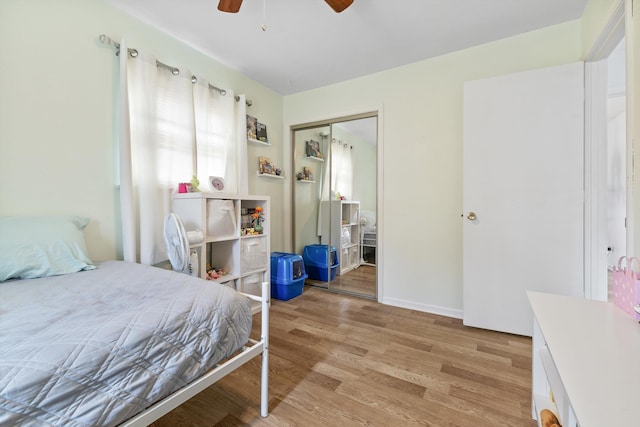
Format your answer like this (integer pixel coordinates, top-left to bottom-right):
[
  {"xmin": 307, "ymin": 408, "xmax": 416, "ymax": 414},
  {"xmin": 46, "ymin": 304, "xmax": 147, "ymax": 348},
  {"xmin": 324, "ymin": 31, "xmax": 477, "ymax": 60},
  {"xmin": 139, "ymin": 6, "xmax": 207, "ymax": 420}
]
[{"xmin": 0, "ymin": 216, "xmax": 95, "ymax": 281}]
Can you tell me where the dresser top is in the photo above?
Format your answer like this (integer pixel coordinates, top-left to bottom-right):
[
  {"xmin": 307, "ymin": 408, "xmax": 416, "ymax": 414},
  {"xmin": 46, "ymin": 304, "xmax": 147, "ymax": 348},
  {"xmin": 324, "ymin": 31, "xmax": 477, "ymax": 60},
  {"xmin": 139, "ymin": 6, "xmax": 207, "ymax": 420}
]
[{"xmin": 528, "ymin": 291, "xmax": 640, "ymax": 427}]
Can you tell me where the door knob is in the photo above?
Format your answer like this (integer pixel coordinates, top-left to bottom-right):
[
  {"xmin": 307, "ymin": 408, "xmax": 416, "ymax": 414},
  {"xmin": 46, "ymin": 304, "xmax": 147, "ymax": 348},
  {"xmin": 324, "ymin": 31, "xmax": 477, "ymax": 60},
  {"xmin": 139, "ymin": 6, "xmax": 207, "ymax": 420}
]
[{"xmin": 467, "ymin": 212, "xmax": 477, "ymax": 221}]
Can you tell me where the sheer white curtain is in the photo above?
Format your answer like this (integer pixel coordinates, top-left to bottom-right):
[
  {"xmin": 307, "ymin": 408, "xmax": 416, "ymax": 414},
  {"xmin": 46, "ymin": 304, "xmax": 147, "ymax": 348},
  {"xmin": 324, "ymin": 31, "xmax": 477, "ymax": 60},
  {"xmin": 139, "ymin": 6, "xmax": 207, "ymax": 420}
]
[
  {"xmin": 318, "ymin": 138, "xmax": 354, "ymax": 235},
  {"xmin": 321, "ymin": 139, "xmax": 354, "ymax": 201},
  {"xmin": 235, "ymin": 94, "xmax": 249, "ymax": 195},
  {"xmin": 193, "ymin": 82, "xmax": 237, "ymax": 193},
  {"xmin": 120, "ymin": 48, "xmax": 196, "ymax": 265},
  {"xmin": 119, "ymin": 45, "xmax": 249, "ymax": 265},
  {"xmin": 332, "ymin": 141, "xmax": 354, "ymax": 199}
]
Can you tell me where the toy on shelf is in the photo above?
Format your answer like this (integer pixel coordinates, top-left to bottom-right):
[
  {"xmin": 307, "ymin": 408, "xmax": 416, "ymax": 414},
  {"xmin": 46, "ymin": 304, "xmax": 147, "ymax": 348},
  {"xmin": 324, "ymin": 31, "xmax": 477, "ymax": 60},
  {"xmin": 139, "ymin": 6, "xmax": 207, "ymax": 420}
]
[
  {"xmin": 205, "ymin": 263, "xmax": 228, "ymax": 281},
  {"xmin": 190, "ymin": 175, "xmax": 201, "ymax": 192}
]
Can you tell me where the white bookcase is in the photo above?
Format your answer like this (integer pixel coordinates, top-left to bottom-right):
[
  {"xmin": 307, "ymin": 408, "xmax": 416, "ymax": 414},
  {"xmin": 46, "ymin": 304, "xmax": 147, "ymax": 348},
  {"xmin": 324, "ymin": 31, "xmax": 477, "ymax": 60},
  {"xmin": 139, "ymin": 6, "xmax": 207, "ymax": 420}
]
[
  {"xmin": 320, "ymin": 200, "xmax": 360, "ymax": 275},
  {"xmin": 172, "ymin": 192, "xmax": 270, "ymax": 313}
]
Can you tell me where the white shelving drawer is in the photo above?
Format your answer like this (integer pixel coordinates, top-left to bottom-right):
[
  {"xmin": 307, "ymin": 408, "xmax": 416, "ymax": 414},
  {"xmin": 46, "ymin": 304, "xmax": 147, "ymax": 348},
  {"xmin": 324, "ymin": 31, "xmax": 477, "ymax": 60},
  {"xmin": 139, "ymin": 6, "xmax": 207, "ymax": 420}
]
[
  {"xmin": 241, "ymin": 273, "xmax": 263, "ymax": 298},
  {"xmin": 207, "ymin": 199, "xmax": 238, "ymax": 240},
  {"xmin": 241, "ymin": 237, "xmax": 268, "ymax": 273}
]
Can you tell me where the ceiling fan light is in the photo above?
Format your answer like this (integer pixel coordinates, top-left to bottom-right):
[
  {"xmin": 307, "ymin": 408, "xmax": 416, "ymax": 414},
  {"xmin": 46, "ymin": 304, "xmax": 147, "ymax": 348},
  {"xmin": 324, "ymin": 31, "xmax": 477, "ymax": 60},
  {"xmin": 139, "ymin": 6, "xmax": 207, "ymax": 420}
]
[
  {"xmin": 218, "ymin": 0, "xmax": 243, "ymax": 13},
  {"xmin": 325, "ymin": 0, "xmax": 354, "ymax": 13}
]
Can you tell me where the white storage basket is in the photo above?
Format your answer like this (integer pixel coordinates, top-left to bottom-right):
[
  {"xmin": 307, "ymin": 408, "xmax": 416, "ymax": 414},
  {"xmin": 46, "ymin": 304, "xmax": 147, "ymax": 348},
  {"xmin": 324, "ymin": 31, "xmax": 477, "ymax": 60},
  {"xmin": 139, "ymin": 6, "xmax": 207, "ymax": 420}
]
[
  {"xmin": 241, "ymin": 273, "xmax": 262, "ymax": 297},
  {"xmin": 207, "ymin": 200, "xmax": 237, "ymax": 240},
  {"xmin": 241, "ymin": 238, "xmax": 268, "ymax": 273}
]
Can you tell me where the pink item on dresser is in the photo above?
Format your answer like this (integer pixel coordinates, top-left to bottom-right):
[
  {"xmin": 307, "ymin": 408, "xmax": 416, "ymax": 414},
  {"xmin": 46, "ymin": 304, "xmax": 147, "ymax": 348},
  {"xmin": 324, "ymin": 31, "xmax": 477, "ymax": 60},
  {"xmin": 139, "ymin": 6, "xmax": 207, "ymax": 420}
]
[{"xmin": 612, "ymin": 256, "xmax": 640, "ymax": 320}]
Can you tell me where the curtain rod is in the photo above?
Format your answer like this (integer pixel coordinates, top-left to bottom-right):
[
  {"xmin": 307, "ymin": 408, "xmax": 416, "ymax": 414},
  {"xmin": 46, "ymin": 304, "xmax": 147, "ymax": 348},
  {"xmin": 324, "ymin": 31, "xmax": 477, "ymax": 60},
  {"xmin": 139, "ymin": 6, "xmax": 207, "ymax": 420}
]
[
  {"xmin": 99, "ymin": 34, "xmax": 252, "ymax": 106},
  {"xmin": 332, "ymin": 138, "xmax": 353, "ymax": 149}
]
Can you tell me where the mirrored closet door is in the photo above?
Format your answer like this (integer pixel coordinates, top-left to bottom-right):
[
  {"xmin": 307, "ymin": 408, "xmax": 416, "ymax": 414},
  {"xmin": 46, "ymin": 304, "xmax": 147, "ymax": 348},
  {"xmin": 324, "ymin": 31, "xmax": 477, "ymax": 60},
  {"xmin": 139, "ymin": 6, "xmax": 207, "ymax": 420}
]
[{"xmin": 292, "ymin": 114, "xmax": 377, "ymax": 299}]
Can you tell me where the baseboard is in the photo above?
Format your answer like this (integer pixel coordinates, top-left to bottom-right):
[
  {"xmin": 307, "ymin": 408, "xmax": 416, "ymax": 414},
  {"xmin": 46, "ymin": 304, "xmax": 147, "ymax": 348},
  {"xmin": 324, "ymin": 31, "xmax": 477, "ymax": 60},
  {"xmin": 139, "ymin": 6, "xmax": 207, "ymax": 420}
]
[{"xmin": 382, "ymin": 297, "xmax": 463, "ymax": 319}]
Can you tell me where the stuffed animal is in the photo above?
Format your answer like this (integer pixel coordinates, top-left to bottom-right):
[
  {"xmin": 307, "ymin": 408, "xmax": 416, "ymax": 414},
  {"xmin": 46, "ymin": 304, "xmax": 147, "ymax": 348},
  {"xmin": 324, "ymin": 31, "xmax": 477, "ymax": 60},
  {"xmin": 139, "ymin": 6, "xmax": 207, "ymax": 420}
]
[
  {"xmin": 540, "ymin": 409, "xmax": 561, "ymax": 427},
  {"xmin": 190, "ymin": 175, "xmax": 201, "ymax": 192}
]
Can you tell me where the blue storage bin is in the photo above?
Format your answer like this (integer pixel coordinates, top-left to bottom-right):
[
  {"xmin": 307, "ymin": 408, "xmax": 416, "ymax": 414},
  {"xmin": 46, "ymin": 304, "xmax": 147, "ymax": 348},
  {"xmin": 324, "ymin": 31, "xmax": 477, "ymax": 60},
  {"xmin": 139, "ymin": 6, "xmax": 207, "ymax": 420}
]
[
  {"xmin": 270, "ymin": 252, "xmax": 307, "ymax": 301},
  {"xmin": 271, "ymin": 277, "xmax": 305, "ymax": 301},
  {"xmin": 302, "ymin": 244, "xmax": 338, "ymax": 282},
  {"xmin": 271, "ymin": 252, "xmax": 306, "ymax": 282}
]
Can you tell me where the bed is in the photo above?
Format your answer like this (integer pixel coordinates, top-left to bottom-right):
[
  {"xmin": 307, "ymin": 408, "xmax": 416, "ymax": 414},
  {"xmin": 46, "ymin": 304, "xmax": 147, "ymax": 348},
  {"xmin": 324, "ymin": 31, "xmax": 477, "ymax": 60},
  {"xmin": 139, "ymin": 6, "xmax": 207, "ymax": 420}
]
[{"xmin": 0, "ymin": 216, "xmax": 269, "ymax": 426}]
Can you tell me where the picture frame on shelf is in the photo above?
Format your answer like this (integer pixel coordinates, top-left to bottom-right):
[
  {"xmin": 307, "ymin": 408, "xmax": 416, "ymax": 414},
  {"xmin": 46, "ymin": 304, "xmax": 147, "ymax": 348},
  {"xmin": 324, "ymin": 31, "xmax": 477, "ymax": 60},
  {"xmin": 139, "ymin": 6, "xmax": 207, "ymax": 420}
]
[
  {"xmin": 305, "ymin": 140, "xmax": 323, "ymax": 159},
  {"xmin": 258, "ymin": 156, "xmax": 274, "ymax": 175},
  {"xmin": 256, "ymin": 122, "xmax": 268, "ymax": 143},
  {"xmin": 246, "ymin": 115, "xmax": 257, "ymax": 140}
]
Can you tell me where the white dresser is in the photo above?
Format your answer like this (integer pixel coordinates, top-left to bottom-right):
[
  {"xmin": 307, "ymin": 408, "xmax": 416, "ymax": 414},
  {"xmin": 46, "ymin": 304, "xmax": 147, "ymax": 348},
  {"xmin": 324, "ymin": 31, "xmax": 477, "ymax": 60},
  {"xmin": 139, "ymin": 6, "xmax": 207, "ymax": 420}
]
[{"xmin": 528, "ymin": 291, "xmax": 640, "ymax": 427}]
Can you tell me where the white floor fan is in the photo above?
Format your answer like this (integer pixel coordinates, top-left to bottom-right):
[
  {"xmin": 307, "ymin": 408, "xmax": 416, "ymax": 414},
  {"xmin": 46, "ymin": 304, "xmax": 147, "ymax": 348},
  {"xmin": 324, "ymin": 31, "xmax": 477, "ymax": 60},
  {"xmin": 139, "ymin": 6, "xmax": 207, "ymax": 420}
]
[
  {"xmin": 163, "ymin": 213, "xmax": 199, "ymax": 276},
  {"xmin": 359, "ymin": 216, "xmax": 368, "ymax": 264}
]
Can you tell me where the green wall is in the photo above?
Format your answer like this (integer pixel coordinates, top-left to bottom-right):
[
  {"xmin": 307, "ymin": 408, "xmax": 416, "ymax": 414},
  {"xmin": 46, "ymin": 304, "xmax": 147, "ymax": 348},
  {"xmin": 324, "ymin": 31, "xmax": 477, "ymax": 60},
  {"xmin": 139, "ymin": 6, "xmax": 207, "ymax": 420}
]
[{"xmin": 0, "ymin": 0, "xmax": 285, "ymax": 260}]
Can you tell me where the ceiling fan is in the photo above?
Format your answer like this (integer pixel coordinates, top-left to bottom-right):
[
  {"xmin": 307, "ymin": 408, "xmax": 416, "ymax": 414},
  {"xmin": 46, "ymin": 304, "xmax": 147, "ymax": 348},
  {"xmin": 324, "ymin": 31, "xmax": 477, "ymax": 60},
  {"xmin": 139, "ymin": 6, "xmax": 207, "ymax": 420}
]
[{"xmin": 217, "ymin": 0, "xmax": 354, "ymax": 13}]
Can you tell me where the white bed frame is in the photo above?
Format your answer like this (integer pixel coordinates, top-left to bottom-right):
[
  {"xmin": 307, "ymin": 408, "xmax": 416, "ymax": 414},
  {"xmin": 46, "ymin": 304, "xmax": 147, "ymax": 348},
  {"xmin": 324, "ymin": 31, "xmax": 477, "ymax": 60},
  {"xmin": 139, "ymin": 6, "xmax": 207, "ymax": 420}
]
[{"xmin": 121, "ymin": 282, "xmax": 269, "ymax": 425}]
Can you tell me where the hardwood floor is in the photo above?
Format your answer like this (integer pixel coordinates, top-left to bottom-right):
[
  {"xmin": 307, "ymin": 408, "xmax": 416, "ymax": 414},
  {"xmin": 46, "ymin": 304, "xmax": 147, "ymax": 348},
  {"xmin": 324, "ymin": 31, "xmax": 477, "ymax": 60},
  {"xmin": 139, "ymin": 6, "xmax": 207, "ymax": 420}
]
[
  {"xmin": 307, "ymin": 265, "xmax": 377, "ymax": 298},
  {"xmin": 151, "ymin": 287, "xmax": 536, "ymax": 427}
]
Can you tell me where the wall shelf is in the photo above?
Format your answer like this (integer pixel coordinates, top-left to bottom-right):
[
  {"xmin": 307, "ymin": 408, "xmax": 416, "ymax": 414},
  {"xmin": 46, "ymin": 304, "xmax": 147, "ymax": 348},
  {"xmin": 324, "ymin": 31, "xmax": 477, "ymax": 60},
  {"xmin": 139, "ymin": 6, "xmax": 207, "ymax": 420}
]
[
  {"xmin": 297, "ymin": 180, "xmax": 316, "ymax": 183},
  {"xmin": 248, "ymin": 138, "xmax": 270, "ymax": 146},
  {"xmin": 257, "ymin": 172, "xmax": 284, "ymax": 179},
  {"xmin": 304, "ymin": 155, "xmax": 325, "ymax": 162}
]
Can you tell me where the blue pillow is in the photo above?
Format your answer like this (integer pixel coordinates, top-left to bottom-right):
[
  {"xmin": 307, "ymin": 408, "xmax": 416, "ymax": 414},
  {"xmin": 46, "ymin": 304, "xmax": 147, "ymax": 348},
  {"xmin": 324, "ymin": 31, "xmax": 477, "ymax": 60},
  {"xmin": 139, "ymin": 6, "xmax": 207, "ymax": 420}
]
[{"xmin": 0, "ymin": 216, "xmax": 95, "ymax": 281}]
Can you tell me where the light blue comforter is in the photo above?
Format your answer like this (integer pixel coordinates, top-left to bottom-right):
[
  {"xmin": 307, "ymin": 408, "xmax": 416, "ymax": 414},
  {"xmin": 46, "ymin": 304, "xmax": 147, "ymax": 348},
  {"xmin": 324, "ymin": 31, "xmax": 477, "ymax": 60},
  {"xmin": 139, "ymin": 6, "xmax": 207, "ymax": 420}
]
[{"xmin": 0, "ymin": 261, "xmax": 252, "ymax": 426}]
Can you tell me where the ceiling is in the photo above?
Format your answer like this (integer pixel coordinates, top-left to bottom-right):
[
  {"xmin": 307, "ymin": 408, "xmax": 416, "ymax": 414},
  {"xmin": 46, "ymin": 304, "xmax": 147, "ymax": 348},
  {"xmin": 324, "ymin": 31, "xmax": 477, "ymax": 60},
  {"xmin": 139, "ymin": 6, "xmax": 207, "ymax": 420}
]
[{"xmin": 108, "ymin": 0, "xmax": 589, "ymax": 96}]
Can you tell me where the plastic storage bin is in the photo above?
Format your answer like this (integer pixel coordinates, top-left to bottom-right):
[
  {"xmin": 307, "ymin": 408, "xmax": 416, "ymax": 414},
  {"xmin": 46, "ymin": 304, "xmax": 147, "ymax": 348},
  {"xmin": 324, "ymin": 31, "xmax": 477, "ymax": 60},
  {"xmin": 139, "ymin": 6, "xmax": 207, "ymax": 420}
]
[
  {"xmin": 303, "ymin": 244, "xmax": 339, "ymax": 282},
  {"xmin": 270, "ymin": 252, "xmax": 307, "ymax": 301}
]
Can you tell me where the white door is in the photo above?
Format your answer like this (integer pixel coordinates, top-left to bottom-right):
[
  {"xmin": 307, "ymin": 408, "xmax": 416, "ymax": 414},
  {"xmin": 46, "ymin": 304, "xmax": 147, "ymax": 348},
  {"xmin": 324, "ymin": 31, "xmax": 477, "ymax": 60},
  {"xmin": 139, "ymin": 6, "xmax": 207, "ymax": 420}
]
[{"xmin": 463, "ymin": 63, "xmax": 585, "ymax": 336}]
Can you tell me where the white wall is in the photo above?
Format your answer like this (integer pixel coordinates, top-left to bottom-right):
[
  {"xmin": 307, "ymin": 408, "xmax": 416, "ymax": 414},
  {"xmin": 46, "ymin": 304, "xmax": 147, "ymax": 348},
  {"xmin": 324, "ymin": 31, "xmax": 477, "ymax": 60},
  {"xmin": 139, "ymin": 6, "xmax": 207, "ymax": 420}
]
[
  {"xmin": 284, "ymin": 21, "xmax": 582, "ymax": 315},
  {"xmin": 0, "ymin": 0, "xmax": 285, "ymax": 261}
]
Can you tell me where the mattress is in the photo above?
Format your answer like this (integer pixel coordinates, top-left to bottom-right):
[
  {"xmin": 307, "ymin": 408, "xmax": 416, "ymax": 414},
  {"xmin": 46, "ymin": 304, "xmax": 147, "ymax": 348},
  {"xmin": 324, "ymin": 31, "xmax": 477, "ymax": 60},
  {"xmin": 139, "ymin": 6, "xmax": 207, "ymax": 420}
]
[{"xmin": 0, "ymin": 261, "xmax": 252, "ymax": 426}]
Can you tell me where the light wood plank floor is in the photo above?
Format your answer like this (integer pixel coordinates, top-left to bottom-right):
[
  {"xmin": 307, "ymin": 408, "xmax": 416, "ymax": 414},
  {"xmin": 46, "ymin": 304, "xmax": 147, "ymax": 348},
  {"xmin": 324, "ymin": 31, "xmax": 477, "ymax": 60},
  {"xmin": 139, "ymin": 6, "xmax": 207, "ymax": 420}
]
[
  {"xmin": 307, "ymin": 265, "xmax": 377, "ymax": 298},
  {"xmin": 151, "ymin": 287, "xmax": 536, "ymax": 427}
]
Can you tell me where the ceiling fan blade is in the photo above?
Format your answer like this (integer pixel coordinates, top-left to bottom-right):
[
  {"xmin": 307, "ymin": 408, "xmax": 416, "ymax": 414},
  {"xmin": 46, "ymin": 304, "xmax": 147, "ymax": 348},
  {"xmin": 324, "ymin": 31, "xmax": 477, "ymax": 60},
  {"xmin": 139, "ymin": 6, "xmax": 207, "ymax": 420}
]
[
  {"xmin": 325, "ymin": 0, "xmax": 354, "ymax": 13},
  {"xmin": 218, "ymin": 0, "xmax": 243, "ymax": 13}
]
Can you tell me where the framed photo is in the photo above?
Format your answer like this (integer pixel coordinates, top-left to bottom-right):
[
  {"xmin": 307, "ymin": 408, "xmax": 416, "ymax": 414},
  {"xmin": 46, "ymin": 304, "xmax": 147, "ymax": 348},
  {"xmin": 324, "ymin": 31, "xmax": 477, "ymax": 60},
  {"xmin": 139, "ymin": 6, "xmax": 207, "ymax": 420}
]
[
  {"xmin": 258, "ymin": 156, "xmax": 274, "ymax": 175},
  {"xmin": 256, "ymin": 122, "xmax": 268, "ymax": 143},
  {"xmin": 305, "ymin": 139, "xmax": 323, "ymax": 159},
  {"xmin": 246, "ymin": 115, "xmax": 257, "ymax": 140}
]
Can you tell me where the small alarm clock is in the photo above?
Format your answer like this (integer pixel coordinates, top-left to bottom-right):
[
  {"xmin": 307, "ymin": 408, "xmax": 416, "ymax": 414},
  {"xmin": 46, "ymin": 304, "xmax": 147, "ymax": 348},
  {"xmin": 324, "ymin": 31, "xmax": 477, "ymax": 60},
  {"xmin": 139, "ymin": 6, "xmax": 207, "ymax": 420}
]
[{"xmin": 209, "ymin": 176, "xmax": 225, "ymax": 191}]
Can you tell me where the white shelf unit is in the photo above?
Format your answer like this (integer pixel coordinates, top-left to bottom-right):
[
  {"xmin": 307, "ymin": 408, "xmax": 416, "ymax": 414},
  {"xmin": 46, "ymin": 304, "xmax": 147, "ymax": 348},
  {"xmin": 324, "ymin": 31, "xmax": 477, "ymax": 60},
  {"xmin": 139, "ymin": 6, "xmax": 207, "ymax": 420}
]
[
  {"xmin": 528, "ymin": 291, "xmax": 640, "ymax": 427},
  {"xmin": 172, "ymin": 193, "xmax": 270, "ymax": 314},
  {"xmin": 320, "ymin": 200, "xmax": 361, "ymax": 275}
]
